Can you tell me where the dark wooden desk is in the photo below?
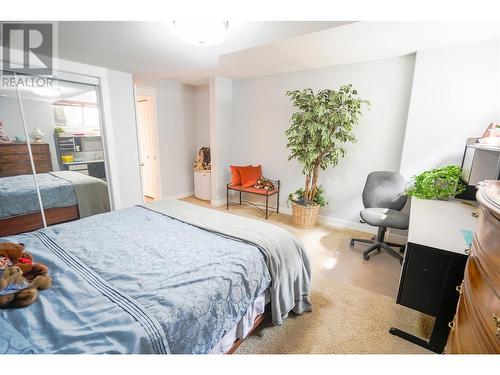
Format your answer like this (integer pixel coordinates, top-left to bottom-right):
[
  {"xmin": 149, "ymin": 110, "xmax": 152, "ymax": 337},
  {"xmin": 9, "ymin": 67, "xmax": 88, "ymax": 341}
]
[{"xmin": 390, "ymin": 197, "xmax": 476, "ymax": 353}]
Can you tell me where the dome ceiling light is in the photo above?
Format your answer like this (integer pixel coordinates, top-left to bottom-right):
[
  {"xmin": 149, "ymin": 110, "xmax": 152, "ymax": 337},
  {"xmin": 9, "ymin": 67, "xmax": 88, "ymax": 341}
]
[{"xmin": 173, "ymin": 21, "xmax": 229, "ymax": 46}]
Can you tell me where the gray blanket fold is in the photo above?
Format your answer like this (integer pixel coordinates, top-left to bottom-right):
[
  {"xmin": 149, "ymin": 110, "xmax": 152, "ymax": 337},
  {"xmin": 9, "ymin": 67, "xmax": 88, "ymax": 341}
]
[
  {"xmin": 142, "ymin": 199, "xmax": 312, "ymax": 325},
  {"xmin": 50, "ymin": 171, "xmax": 110, "ymax": 218}
]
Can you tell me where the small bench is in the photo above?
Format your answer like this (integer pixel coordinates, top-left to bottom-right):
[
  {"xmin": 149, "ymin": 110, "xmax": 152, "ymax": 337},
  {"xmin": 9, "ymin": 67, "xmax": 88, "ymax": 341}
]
[{"xmin": 226, "ymin": 179, "xmax": 280, "ymax": 219}]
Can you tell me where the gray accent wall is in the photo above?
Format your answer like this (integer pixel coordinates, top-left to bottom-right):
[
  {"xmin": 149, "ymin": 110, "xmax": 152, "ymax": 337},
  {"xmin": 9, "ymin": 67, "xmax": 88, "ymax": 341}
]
[{"xmin": 228, "ymin": 54, "xmax": 416, "ymax": 223}]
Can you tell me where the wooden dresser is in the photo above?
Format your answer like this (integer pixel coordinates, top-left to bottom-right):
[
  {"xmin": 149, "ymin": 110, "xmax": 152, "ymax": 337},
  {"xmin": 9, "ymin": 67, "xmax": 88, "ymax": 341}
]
[
  {"xmin": 0, "ymin": 143, "xmax": 53, "ymax": 177},
  {"xmin": 446, "ymin": 180, "xmax": 500, "ymax": 354}
]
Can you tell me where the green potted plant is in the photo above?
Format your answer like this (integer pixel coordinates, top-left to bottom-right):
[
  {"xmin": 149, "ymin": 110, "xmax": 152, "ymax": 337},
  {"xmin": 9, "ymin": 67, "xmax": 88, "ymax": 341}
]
[
  {"xmin": 406, "ymin": 165, "xmax": 466, "ymax": 200},
  {"xmin": 53, "ymin": 127, "xmax": 65, "ymax": 137},
  {"xmin": 285, "ymin": 85, "xmax": 369, "ymax": 228}
]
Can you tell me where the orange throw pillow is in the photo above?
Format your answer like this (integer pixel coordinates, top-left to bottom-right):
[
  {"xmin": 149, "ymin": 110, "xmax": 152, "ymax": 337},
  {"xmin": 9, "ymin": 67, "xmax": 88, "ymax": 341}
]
[
  {"xmin": 230, "ymin": 165, "xmax": 251, "ymax": 186},
  {"xmin": 240, "ymin": 165, "xmax": 262, "ymax": 188}
]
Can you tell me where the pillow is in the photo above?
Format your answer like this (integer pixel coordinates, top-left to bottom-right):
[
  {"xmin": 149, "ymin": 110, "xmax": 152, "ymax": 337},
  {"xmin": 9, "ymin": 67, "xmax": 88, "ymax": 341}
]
[
  {"xmin": 240, "ymin": 165, "xmax": 262, "ymax": 188},
  {"xmin": 230, "ymin": 165, "xmax": 251, "ymax": 186}
]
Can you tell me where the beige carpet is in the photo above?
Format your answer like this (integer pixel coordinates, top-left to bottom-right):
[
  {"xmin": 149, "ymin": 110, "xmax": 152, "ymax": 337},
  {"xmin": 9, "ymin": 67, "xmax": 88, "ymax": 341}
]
[
  {"xmin": 182, "ymin": 197, "xmax": 434, "ymax": 354},
  {"xmin": 236, "ymin": 278, "xmax": 433, "ymax": 354}
]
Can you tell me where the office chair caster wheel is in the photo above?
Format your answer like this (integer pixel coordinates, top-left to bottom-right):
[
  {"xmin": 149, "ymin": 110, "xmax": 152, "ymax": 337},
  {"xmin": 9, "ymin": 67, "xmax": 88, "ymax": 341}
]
[
  {"xmin": 350, "ymin": 240, "xmax": 354, "ymax": 247},
  {"xmin": 363, "ymin": 254, "xmax": 370, "ymax": 261}
]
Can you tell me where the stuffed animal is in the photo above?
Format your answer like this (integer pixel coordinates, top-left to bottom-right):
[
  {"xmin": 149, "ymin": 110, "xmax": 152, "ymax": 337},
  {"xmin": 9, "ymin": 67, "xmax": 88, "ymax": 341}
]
[
  {"xmin": 0, "ymin": 242, "xmax": 52, "ymax": 309},
  {"xmin": 200, "ymin": 147, "xmax": 211, "ymax": 167},
  {"xmin": 193, "ymin": 147, "xmax": 211, "ymax": 171},
  {"xmin": 254, "ymin": 177, "xmax": 275, "ymax": 191},
  {"xmin": 0, "ymin": 266, "xmax": 25, "ymax": 291},
  {"xmin": 0, "ymin": 268, "xmax": 52, "ymax": 308},
  {"xmin": 0, "ymin": 242, "xmax": 48, "ymax": 277},
  {"xmin": 193, "ymin": 150, "xmax": 204, "ymax": 171},
  {"xmin": 0, "ymin": 242, "xmax": 30, "ymax": 273}
]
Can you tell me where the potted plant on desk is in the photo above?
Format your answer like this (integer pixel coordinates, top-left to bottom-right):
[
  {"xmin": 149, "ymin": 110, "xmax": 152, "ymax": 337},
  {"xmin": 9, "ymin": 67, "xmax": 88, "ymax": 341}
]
[
  {"xmin": 285, "ymin": 85, "xmax": 369, "ymax": 229},
  {"xmin": 406, "ymin": 165, "xmax": 466, "ymax": 200}
]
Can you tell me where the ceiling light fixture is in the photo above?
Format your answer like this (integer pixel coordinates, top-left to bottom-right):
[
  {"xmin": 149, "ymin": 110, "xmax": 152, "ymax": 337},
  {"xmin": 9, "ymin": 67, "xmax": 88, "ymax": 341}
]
[{"xmin": 173, "ymin": 21, "xmax": 229, "ymax": 46}]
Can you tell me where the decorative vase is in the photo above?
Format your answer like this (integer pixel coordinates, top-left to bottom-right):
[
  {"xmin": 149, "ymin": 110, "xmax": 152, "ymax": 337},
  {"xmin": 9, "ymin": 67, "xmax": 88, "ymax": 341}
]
[
  {"xmin": 30, "ymin": 126, "xmax": 45, "ymax": 144},
  {"xmin": 291, "ymin": 201, "xmax": 320, "ymax": 229}
]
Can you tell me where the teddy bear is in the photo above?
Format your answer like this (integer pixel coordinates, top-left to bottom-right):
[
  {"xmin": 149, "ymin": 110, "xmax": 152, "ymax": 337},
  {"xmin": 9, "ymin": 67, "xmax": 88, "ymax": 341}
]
[
  {"xmin": 0, "ymin": 266, "xmax": 25, "ymax": 291},
  {"xmin": 0, "ymin": 242, "xmax": 30, "ymax": 272},
  {"xmin": 0, "ymin": 266, "xmax": 52, "ymax": 308},
  {"xmin": 192, "ymin": 147, "xmax": 211, "ymax": 171},
  {"xmin": 0, "ymin": 242, "xmax": 52, "ymax": 309},
  {"xmin": 0, "ymin": 242, "xmax": 49, "ymax": 280}
]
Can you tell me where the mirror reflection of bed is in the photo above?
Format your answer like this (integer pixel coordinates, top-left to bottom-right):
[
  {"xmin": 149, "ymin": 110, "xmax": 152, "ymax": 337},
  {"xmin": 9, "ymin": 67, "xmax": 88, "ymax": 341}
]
[{"xmin": 0, "ymin": 76, "xmax": 111, "ymax": 237}]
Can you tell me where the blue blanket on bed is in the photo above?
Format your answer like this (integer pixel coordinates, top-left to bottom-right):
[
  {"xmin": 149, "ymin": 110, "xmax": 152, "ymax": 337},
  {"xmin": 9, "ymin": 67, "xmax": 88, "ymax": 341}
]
[
  {"xmin": 0, "ymin": 173, "xmax": 77, "ymax": 218},
  {"xmin": 0, "ymin": 206, "xmax": 271, "ymax": 354}
]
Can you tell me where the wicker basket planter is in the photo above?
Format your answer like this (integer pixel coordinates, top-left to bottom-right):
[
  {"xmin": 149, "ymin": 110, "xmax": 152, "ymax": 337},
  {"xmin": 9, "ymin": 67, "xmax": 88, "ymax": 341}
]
[{"xmin": 291, "ymin": 201, "xmax": 320, "ymax": 229}]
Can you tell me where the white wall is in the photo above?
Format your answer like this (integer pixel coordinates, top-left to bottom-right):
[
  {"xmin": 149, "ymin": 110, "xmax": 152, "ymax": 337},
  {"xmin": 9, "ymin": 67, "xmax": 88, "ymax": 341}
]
[
  {"xmin": 229, "ymin": 55, "xmax": 416, "ymax": 225},
  {"xmin": 104, "ymin": 69, "xmax": 143, "ymax": 208},
  {"xmin": 400, "ymin": 39, "xmax": 500, "ymax": 178},
  {"xmin": 136, "ymin": 79, "xmax": 197, "ymax": 198},
  {"xmin": 209, "ymin": 77, "xmax": 233, "ymax": 204},
  {"xmin": 194, "ymin": 85, "xmax": 210, "ymax": 150},
  {"xmin": 0, "ymin": 97, "xmax": 60, "ymax": 171}
]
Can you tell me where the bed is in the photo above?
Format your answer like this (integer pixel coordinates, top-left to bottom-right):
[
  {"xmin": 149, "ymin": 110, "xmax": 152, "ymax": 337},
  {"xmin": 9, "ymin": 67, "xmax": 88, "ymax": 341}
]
[
  {"xmin": 0, "ymin": 200, "xmax": 312, "ymax": 354},
  {"xmin": 0, "ymin": 171, "xmax": 110, "ymax": 236}
]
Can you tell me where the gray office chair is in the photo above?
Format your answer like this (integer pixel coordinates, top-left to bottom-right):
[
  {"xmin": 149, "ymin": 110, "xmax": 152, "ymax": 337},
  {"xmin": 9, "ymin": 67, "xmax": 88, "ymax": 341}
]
[{"xmin": 350, "ymin": 171, "xmax": 409, "ymax": 263}]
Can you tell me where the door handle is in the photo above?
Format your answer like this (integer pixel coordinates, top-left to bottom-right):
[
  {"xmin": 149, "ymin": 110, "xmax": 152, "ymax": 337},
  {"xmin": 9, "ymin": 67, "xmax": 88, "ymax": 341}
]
[{"xmin": 139, "ymin": 162, "xmax": 145, "ymax": 166}]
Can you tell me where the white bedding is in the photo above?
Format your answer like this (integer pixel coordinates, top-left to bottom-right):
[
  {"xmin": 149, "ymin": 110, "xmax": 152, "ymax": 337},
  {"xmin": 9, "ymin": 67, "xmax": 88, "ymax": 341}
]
[{"xmin": 210, "ymin": 291, "xmax": 270, "ymax": 354}]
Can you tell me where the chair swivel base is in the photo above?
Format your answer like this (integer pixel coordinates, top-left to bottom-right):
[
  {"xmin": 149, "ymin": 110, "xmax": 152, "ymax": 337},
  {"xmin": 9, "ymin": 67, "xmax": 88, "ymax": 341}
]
[{"xmin": 350, "ymin": 227, "xmax": 405, "ymax": 263}]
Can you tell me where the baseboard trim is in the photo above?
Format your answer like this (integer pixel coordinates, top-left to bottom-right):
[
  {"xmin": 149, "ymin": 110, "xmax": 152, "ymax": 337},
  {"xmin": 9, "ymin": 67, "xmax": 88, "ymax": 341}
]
[
  {"xmin": 211, "ymin": 199, "xmax": 226, "ymax": 207},
  {"xmin": 162, "ymin": 191, "xmax": 194, "ymax": 200},
  {"xmin": 320, "ymin": 215, "xmax": 377, "ymax": 234},
  {"xmin": 279, "ymin": 206, "xmax": 373, "ymax": 234},
  {"xmin": 279, "ymin": 206, "xmax": 407, "ymax": 240},
  {"xmin": 194, "ymin": 198, "xmax": 407, "ymax": 241}
]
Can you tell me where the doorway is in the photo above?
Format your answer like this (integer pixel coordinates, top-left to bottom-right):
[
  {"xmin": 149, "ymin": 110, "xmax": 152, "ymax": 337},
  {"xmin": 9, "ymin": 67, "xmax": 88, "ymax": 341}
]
[{"xmin": 135, "ymin": 86, "xmax": 160, "ymax": 202}]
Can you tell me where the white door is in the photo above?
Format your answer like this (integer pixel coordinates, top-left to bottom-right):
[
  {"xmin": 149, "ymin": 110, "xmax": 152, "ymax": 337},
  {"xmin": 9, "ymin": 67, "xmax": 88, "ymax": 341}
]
[{"xmin": 136, "ymin": 96, "xmax": 158, "ymax": 200}]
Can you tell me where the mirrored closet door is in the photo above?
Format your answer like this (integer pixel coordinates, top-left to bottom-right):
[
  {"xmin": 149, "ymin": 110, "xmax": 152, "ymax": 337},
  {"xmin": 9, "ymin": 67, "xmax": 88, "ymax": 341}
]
[
  {"xmin": 0, "ymin": 70, "xmax": 44, "ymax": 236},
  {"xmin": 0, "ymin": 71, "xmax": 112, "ymax": 237}
]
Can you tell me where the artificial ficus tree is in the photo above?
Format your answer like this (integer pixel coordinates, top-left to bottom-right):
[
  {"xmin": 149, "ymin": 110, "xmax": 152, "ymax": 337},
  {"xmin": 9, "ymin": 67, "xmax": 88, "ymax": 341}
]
[{"xmin": 285, "ymin": 85, "xmax": 369, "ymax": 206}]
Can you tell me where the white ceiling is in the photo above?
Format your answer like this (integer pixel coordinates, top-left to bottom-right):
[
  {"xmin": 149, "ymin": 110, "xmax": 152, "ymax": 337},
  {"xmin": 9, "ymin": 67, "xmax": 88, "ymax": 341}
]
[
  {"xmin": 57, "ymin": 21, "xmax": 500, "ymax": 86},
  {"xmin": 58, "ymin": 21, "xmax": 350, "ymax": 82},
  {"xmin": 0, "ymin": 79, "xmax": 96, "ymax": 102},
  {"xmin": 190, "ymin": 21, "xmax": 500, "ymax": 84}
]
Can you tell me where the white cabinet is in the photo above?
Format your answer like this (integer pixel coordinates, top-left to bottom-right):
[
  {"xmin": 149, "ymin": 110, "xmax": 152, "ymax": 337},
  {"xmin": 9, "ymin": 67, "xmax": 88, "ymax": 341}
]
[{"xmin": 194, "ymin": 170, "xmax": 211, "ymax": 201}]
